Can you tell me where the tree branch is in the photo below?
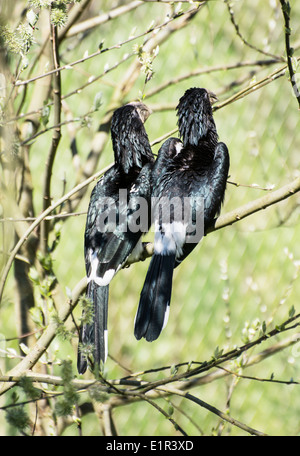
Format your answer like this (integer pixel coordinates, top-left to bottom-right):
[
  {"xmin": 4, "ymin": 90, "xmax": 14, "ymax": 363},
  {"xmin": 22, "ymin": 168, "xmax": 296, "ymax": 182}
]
[
  {"xmin": 225, "ymin": 0, "xmax": 280, "ymax": 60},
  {"xmin": 40, "ymin": 20, "xmax": 62, "ymax": 254},
  {"xmin": 157, "ymin": 386, "xmax": 267, "ymax": 436},
  {"xmin": 145, "ymin": 58, "xmax": 283, "ymax": 99},
  {"xmin": 63, "ymin": 0, "xmax": 143, "ymax": 39},
  {"xmin": 0, "ymin": 164, "xmax": 112, "ymax": 304},
  {"xmin": 279, "ymin": 0, "xmax": 300, "ymax": 109},
  {"xmin": 58, "ymin": 0, "xmax": 93, "ymax": 42},
  {"xmin": 2, "ymin": 315, "xmax": 298, "ymax": 434},
  {"xmin": 211, "ymin": 175, "xmax": 300, "ymax": 233},
  {"xmin": 13, "ymin": 5, "xmax": 201, "ymax": 89},
  {"xmin": 0, "ymin": 277, "xmax": 87, "ymax": 395},
  {"xmin": 126, "ymin": 175, "xmax": 300, "ymax": 266}
]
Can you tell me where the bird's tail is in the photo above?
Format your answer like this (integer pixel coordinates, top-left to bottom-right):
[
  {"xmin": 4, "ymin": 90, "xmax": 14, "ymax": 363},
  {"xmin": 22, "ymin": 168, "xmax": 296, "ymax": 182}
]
[
  {"xmin": 134, "ymin": 253, "xmax": 176, "ymax": 342},
  {"xmin": 77, "ymin": 281, "xmax": 109, "ymax": 374}
]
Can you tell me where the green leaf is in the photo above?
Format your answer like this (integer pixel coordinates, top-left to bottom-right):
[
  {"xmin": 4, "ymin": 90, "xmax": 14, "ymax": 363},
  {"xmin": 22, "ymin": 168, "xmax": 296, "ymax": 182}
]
[
  {"xmin": 289, "ymin": 305, "xmax": 295, "ymax": 318},
  {"xmin": 6, "ymin": 406, "xmax": 30, "ymax": 432},
  {"xmin": 40, "ymin": 103, "xmax": 50, "ymax": 127},
  {"xmin": 168, "ymin": 404, "xmax": 174, "ymax": 417},
  {"xmin": 170, "ymin": 364, "xmax": 178, "ymax": 376},
  {"xmin": 55, "ymin": 360, "xmax": 79, "ymax": 417},
  {"xmin": 213, "ymin": 346, "xmax": 224, "ymax": 360},
  {"xmin": 93, "ymin": 91, "xmax": 103, "ymax": 111},
  {"xmin": 19, "ymin": 376, "xmax": 41, "ymax": 400}
]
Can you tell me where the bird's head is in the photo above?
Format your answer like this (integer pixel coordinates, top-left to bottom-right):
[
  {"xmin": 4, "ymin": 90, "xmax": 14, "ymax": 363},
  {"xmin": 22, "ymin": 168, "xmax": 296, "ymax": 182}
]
[
  {"xmin": 128, "ymin": 101, "xmax": 152, "ymax": 124},
  {"xmin": 111, "ymin": 102, "xmax": 154, "ymax": 175},
  {"xmin": 176, "ymin": 87, "xmax": 218, "ymax": 147}
]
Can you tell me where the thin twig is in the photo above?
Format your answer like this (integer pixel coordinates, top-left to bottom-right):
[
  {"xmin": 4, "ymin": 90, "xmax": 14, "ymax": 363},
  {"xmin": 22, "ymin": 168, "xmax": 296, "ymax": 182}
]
[
  {"xmin": 0, "ymin": 211, "xmax": 86, "ymax": 223},
  {"xmin": 211, "ymin": 175, "xmax": 300, "ymax": 233},
  {"xmin": 40, "ymin": 21, "xmax": 62, "ymax": 254},
  {"xmin": 64, "ymin": 0, "xmax": 143, "ymax": 39},
  {"xmin": 157, "ymin": 386, "xmax": 267, "ymax": 436},
  {"xmin": 213, "ymin": 59, "xmax": 300, "ymax": 111},
  {"xmin": 12, "ymin": 6, "xmax": 201, "ymax": 89},
  {"xmin": 133, "ymin": 392, "xmax": 188, "ymax": 436},
  {"xmin": 0, "ymin": 164, "xmax": 112, "ymax": 304},
  {"xmin": 279, "ymin": 0, "xmax": 300, "ymax": 109},
  {"xmin": 218, "ymin": 366, "xmax": 300, "ymax": 386},
  {"xmin": 58, "ymin": 0, "xmax": 93, "ymax": 42},
  {"xmin": 227, "ymin": 180, "xmax": 275, "ymax": 191},
  {"xmin": 145, "ymin": 58, "xmax": 283, "ymax": 99},
  {"xmin": 225, "ymin": 0, "xmax": 280, "ymax": 60},
  {"xmin": 19, "ymin": 110, "xmax": 96, "ymax": 147},
  {"xmin": 125, "ymin": 175, "xmax": 300, "ymax": 266}
]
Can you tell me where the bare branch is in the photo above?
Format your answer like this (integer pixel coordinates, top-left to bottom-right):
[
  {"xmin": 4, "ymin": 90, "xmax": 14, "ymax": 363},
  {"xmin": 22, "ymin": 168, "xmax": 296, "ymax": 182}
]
[
  {"xmin": 40, "ymin": 20, "xmax": 62, "ymax": 254},
  {"xmin": 13, "ymin": 6, "xmax": 201, "ymax": 89},
  {"xmin": 0, "ymin": 164, "xmax": 112, "ymax": 303},
  {"xmin": 279, "ymin": 0, "xmax": 300, "ymax": 109},
  {"xmin": 58, "ymin": 0, "xmax": 93, "ymax": 42},
  {"xmin": 225, "ymin": 0, "xmax": 281, "ymax": 60},
  {"xmin": 211, "ymin": 175, "xmax": 300, "ymax": 233},
  {"xmin": 157, "ymin": 386, "xmax": 267, "ymax": 436},
  {"xmin": 125, "ymin": 175, "xmax": 300, "ymax": 266},
  {"xmin": 145, "ymin": 58, "xmax": 283, "ymax": 99},
  {"xmin": 0, "ymin": 277, "xmax": 87, "ymax": 395},
  {"xmin": 213, "ymin": 59, "xmax": 300, "ymax": 111},
  {"xmin": 64, "ymin": 1, "xmax": 143, "ymax": 39}
]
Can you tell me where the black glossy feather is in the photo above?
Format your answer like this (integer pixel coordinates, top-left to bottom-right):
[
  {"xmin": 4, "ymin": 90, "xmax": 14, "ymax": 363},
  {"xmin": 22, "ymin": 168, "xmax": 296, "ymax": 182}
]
[
  {"xmin": 111, "ymin": 103, "xmax": 153, "ymax": 174},
  {"xmin": 78, "ymin": 103, "xmax": 154, "ymax": 373},
  {"xmin": 134, "ymin": 88, "xmax": 230, "ymax": 342},
  {"xmin": 134, "ymin": 253, "xmax": 175, "ymax": 341}
]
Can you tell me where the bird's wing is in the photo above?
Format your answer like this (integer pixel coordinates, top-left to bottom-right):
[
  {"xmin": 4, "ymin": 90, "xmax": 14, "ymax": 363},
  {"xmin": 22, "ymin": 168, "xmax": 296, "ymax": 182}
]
[
  {"xmin": 203, "ymin": 141, "xmax": 230, "ymax": 225},
  {"xmin": 85, "ymin": 164, "xmax": 152, "ymax": 286},
  {"xmin": 84, "ymin": 166, "xmax": 120, "ymax": 283},
  {"xmin": 134, "ymin": 141, "xmax": 187, "ymax": 342},
  {"xmin": 175, "ymin": 141, "xmax": 230, "ymax": 266}
]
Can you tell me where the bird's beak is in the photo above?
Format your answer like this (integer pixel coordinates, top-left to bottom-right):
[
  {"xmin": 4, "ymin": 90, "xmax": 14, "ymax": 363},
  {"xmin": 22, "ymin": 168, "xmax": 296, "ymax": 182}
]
[
  {"xmin": 208, "ymin": 91, "xmax": 218, "ymax": 105},
  {"xmin": 128, "ymin": 101, "xmax": 152, "ymax": 123},
  {"xmin": 143, "ymin": 106, "xmax": 153, "ymax": 121}
]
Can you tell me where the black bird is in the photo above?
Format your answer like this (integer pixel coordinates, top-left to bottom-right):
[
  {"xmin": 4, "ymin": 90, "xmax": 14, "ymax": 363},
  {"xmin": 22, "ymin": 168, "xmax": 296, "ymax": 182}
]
[
  {"xmin": 78, "ymin": 102, "xmax": 154, "ymax": 374},
  {"xmin": 134, "ymin": 87, "xmax": 230, "ymax": 342}
]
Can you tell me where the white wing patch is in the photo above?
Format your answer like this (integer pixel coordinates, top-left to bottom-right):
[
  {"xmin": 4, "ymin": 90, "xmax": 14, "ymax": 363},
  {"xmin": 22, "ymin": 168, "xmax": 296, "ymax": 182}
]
[
  {"xmin": 154, "ymin": 220, "xmax": 186, "ymax": 257},
  {"xmin": 162, "ymin": 304, "xmax": 170, "ymax": 330},
  {"xmin": 175, "ymin": 141, "xmax": 183, "ymax": 156},
  {"xmin": 87, "ymin": 250, "xmax": 116, "ymax": 286}
]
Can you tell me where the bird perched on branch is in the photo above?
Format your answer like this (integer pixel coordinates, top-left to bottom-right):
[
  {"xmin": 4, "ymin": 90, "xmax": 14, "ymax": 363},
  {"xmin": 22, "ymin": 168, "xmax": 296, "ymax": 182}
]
[
  {"xmin": 77, "ymin": 102, "xmax": 154, "ymax": 374},
  {"xmin": 134, "ymin": 87, "xmax": 230, "ymax": 343}
]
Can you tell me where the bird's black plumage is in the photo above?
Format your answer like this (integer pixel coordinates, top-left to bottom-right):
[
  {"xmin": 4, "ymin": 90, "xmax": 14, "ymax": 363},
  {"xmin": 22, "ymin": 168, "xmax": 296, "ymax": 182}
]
[
  {"xmin": 134, "ymin": 88, "xmax": 230, "ymax": 342},
  {"xmin": 78, "ymin": 102, "xmax": 154, "ymax": 374}
]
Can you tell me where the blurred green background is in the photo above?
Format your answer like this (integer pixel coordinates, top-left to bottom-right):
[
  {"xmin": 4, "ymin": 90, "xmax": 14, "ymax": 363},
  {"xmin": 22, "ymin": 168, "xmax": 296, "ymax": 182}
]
[{"xmin": 1, "ymin": 0, "xmax": 300, "ymax": 436}]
